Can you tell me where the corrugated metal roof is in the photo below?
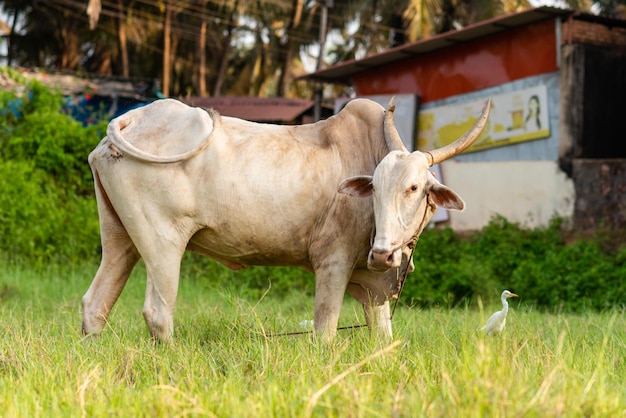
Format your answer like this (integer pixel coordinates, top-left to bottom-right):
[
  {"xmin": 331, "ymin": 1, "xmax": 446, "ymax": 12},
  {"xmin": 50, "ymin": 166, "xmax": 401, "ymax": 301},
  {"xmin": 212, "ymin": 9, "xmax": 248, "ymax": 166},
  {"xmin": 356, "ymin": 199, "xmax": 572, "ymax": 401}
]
[
  {"xmin": 182, "ymin": 96, "xmax": 314, "ymax": 122},
  {"xmin": 2, "ymin": 68, "xmax": 160, "ymax": 100},
  {"xmin": 302, "ymin": 6, "xmax": 573, "ymax": 84}
]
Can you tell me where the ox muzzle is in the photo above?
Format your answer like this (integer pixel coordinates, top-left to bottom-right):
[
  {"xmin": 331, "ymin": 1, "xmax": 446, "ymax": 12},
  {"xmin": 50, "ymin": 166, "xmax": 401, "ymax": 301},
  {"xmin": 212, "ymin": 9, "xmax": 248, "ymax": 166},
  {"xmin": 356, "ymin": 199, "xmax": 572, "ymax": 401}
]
[{"xmin": 368, "ymin": 247, "xmax": 403, "ymax": 272}]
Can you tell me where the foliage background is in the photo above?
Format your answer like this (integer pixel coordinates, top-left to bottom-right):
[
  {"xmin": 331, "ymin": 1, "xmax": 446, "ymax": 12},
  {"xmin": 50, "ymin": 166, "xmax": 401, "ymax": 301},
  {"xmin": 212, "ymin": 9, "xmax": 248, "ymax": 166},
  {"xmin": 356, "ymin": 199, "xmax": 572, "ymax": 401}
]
[
  {"xmin": 0, "ymin": 68, "xmax": 105, "ymax": 262},
  {"xmin": 1, "ymin": 0, "xmax": 622, "ymax": 98},
  {"xmin": 0, "ymin": 69, "xmax": 624, "ymax": 312}
]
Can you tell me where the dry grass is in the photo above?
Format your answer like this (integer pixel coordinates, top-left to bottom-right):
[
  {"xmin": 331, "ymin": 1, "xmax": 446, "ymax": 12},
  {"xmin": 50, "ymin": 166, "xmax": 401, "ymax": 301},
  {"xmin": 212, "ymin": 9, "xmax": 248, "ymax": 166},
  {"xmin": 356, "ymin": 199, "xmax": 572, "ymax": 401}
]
[{"xmin": 0, "ymin": 261, "xmax": 624, "ymax": 417}]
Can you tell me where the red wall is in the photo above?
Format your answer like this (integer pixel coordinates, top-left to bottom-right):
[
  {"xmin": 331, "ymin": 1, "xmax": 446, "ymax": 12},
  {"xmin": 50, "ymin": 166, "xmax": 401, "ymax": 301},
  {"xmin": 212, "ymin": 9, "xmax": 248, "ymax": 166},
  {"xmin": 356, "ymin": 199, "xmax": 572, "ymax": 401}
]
[{"xmin": 351, "ymin": 19, "xmax": 559, "ymax": 103}]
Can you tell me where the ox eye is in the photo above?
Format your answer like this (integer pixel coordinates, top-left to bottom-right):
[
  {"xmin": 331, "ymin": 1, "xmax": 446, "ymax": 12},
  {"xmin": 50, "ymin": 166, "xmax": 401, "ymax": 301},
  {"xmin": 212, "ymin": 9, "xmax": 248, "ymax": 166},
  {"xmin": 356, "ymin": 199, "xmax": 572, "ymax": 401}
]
[{"xmin": 405, "ymin": 184, "xmax": 419, "ymax": 196}]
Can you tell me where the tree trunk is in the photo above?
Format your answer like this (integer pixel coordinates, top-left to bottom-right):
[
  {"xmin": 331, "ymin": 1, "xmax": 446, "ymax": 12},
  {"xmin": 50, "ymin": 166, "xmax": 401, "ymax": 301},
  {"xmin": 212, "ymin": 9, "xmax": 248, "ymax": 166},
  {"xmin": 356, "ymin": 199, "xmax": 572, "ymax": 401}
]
[
  {"xmin": 277, "ymin": 0, "xmax": 303, "ymax": 97},
  {"xmin": 249, "ymin": 27, "xmax": 266, "ymax": 96},
  {"xmin": 117, "ymin": 0, "xmax": 129, "ymax": 77},
  {"xmin": 197, "ymin": 19, "xmax": 207, "ymax": 96},
  {"xmin": 59, "ymin": 22, "xmax": 82, "ymax": 70},
  {"xmin": 7, "ymin": 8, "xmax": 19, "ymax": 66},
  {"xmin": 214, "ymin": 0, "xmax": 238, "ymax": 97},
  {"xmin": 163, "ymin": 3, "xmax": 172, "ymax": 97}
]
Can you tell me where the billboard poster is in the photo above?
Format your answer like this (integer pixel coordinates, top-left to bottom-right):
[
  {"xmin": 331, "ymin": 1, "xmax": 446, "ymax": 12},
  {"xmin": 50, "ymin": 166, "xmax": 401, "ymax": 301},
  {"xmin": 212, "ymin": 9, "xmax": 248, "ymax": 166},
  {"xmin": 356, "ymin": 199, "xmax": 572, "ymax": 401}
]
[{"xmin": 417, "ymin": 85, "xmax": 550, "ymax": 153}]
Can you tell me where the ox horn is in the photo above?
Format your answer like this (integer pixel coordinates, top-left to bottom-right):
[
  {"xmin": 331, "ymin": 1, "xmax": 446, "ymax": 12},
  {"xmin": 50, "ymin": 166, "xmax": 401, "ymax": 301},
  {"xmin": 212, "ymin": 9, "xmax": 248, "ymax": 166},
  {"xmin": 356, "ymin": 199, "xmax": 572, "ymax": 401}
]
[
  {"xmin": 425, "ymin": 98, "xmax": 491, "ymax": 167},
  {"xmin": 384, "ymin": 96, "xmax": 408, "ymax": 153}
]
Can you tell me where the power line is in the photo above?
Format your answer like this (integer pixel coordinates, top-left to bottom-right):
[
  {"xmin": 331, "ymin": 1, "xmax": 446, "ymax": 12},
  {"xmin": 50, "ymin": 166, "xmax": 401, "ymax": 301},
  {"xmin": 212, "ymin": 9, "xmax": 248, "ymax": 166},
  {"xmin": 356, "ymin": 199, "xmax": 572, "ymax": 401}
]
[{"xmin": 26, "ymin": 0, "xmax": 409, "ymax": 88}]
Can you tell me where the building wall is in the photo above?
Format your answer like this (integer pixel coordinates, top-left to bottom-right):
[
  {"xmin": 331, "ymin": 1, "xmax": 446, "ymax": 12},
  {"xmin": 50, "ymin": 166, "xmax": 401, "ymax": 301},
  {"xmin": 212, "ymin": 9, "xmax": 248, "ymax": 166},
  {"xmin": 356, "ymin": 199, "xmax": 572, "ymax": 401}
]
[
  {"xmin": 573, "ymin": 159, "xmax": 626, "ymax": 229},
  {"xmin": 347, "ymin": 18, "xmax": 569, "ymax": 230},
  {"xmin": 346, "ymin": 14, "xmax": 626, "ymax": 231},
  {"xmin": 351, "ymin": 19, "xmax": 559, "ymax": 103},
  {"xmin": 559, "ymin": 19, "xmax": 626, "ymax": 230},
  {"xmin": 442, "ymin": 160, "xmax": 575, "ymax": 229},
  {"xmin": 561, "ymin": 18, "xmax": 626, "ymax": 47},
  {"xmin": 420, "ymin": 72, "xmax": 561, "ymax": 163},
  {"xmin": 418, "ymin": 72, "xmax": 574, "ymax": 230}
]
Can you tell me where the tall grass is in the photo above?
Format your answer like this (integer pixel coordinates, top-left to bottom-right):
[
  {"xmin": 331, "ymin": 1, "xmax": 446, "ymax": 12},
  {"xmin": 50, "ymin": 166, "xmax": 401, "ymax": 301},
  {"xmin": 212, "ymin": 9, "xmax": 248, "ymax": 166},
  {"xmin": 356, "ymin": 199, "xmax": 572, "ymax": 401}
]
[{"xmin": 0, "ymin": 260, "xmax": 624, "ymax": 417}]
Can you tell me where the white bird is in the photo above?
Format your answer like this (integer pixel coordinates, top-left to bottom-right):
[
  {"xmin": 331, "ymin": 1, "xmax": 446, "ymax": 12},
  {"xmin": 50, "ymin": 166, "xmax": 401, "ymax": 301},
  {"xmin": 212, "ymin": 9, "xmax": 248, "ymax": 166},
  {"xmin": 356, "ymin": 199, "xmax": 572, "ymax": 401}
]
[{"xmin": 481, "ymin": 290, "xmax": 518, "ymax": 336}]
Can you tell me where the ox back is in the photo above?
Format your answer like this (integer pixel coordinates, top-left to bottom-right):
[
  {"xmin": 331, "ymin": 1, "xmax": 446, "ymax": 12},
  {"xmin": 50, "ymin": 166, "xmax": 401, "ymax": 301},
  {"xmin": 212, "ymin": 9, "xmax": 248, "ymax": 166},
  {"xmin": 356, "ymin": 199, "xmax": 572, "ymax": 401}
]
[
  {"xmin": 82, "ymin": 98, "xmax": 404, "ymax": 341},
  {"xmin": 82, "ymin": 97, "xmax": 490, "ymax": 342}
]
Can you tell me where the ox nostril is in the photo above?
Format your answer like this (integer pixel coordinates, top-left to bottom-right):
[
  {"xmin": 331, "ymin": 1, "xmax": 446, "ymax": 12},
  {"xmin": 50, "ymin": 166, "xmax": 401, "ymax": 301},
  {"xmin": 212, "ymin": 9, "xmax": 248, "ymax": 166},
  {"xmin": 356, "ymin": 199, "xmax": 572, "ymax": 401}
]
[{"xmin": 370, "ymin": 249, "xmax": 394, "ymax": 267}]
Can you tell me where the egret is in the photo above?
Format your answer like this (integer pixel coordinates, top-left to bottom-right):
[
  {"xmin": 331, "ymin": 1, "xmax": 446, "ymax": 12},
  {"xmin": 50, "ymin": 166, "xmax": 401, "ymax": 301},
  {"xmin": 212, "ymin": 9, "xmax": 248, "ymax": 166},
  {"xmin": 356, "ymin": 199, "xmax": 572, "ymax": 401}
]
[{"xmin": 481, "ymin": 290, "xmax": 518, "ymax": 336}]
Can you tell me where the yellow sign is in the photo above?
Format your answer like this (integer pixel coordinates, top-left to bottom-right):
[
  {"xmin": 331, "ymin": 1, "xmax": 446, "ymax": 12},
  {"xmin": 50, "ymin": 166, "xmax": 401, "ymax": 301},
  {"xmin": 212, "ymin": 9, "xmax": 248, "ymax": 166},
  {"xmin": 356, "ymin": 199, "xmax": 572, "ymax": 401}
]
[{"xmin": 417, "ymin": 85, "xmax": 550, "ymax": 153}]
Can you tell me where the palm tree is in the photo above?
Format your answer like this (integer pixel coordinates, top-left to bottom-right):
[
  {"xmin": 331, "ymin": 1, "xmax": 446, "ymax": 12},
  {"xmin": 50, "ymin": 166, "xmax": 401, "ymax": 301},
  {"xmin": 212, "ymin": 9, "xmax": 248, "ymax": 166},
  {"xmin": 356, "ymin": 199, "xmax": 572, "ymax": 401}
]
[
  {"xmin": 276, "ymin": 0, "xmax": 305, "ymax": 96},
  {"xmin": 322, "ymin": 0, "xmax": 410, "ymax": 64},
  {"xmin": 403, "ymin": 0, "xmax": 533, "ymax": 41},
  {"xmin": 0, "ymin": 0, "xmax": 32, "ymax": 66},
  {"xmin": 211, "ymin": 0, "xmax": 242, "ymax": 96},
  {"xmin": 115, "ymin": 0, "xmax": 130, "ymax": 77},
  {"xmin": 7, "ymin": 0, "xmax": 619, "ymax": 99}
]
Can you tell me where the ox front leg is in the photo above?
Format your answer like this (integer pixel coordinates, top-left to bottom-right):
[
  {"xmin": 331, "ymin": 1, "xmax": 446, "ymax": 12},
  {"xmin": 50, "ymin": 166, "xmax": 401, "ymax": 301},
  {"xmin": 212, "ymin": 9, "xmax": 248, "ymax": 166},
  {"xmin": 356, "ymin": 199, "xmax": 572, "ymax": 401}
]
[
  {"xmin": 313, "ymin": 266, "xmax": 350, "ymax": 342},
  {"xmin": 82, "ymin": 243, "xmax": 140, "ymax": 336},
  {"xmin": 364, "ymin": 301, "xmax": 393, "ymax": 339},
  {"xmin": 82, "ymin": 187, "xmax": 140, "ymax": 336}
]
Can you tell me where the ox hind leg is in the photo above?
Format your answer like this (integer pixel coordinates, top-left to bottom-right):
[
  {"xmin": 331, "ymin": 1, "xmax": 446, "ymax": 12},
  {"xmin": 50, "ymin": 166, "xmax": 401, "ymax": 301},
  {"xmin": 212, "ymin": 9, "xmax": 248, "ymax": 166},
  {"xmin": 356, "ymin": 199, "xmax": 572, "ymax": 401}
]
[
  {"xmin": 346, "ymin": 286, "xmax": 393, "ymax": 339},
  {"xmin": 363, "ymin": 302, "xmax": 392, "ymax": 338},
  {"xmin": 82, "ymin": 182, "xmax": 140, "ymax": 336},
  {"xmin": 140, "ymin": 243, "xmax": 185, "ymax": 342},
  {"xmin": 98, "ymin": 214, "xmax": 187, "ymax": 341}
]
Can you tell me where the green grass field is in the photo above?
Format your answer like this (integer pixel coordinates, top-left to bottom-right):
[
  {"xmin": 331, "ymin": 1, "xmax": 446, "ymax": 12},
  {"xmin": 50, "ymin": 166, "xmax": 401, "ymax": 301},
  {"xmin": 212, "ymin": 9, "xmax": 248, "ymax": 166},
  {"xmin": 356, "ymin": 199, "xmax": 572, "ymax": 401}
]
[{"xmin": 0, "ymin": 261, "xmax": 624, "ymax": 417}]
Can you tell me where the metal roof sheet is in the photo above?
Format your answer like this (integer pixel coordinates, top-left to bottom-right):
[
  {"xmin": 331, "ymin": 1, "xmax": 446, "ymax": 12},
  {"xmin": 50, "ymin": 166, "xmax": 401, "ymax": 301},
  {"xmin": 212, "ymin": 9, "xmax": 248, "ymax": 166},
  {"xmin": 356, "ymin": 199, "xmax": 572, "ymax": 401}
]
[
  {"xmin": 302, "ymin": 6, "xmax": 573, "ymax": 84},
  {"xmin": 182, "ymin": 96, "xmax": 314, "ymax": 122}
]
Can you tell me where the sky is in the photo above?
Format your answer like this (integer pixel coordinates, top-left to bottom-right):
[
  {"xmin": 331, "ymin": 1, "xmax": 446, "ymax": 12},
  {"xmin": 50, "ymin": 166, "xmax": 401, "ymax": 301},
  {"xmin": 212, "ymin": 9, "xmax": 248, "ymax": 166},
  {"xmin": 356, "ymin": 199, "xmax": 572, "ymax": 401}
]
[{"xmin": 529, "ymin": 0, "xmax": 571, "ymax": 7}]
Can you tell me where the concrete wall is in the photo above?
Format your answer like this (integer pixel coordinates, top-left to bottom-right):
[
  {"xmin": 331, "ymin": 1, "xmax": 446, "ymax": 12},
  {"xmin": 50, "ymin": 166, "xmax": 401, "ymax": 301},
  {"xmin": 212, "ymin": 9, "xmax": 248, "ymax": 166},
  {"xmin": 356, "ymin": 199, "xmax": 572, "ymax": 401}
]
[
  {"xmin": 441, "ymin": 160, "xmax": 575, "ymax": 230},
  {"xmin": 573, "ymin": 159, "xmax": 626, "ymax": 230},
  {"xmin": 420, "ymin": 73, "xmax": 568, "ymax": 230}
]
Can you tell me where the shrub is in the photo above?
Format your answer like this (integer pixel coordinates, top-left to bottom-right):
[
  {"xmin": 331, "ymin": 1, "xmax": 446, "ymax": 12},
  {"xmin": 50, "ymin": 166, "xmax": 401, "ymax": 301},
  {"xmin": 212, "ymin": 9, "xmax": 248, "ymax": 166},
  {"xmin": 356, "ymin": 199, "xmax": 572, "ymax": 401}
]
[
  {"xmin": 0, "ymin": 67, "xmax": 623, "ymax": 312},
  {"xmin": 180, "ymin": 253, "xmax": 315, "ymax": 300},
  {"xmin": 0, "ymin": 72, "xmax": 106, "ymax": 197},
  {"xmin": 405, "ymin": 216, "xmax": 626, "ymax": 312},
  {"xmin": 0, "ymin": 69, "xmax": 103, "ymax": 262},
  {"xmin": 0, "ymin": 160, "xmax": 99, "ymax": 262}
]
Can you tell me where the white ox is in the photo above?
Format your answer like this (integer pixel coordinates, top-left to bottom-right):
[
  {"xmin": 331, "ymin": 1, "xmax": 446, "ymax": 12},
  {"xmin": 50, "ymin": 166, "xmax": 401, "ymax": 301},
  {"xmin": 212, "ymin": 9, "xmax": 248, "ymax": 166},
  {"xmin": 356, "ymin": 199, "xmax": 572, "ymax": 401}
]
[{"xmin": 82, "ymin": 97, "xmax": 490, "ymax": 341}]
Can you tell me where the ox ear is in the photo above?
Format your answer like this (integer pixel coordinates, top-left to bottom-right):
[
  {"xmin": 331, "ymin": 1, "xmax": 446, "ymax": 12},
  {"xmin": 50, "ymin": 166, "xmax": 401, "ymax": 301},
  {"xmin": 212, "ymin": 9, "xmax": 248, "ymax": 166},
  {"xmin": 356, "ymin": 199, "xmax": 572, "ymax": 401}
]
[
  {"xmin": 338, "ymin": 176, "xmax": 374, "ymax": 197},
  {"xmin": 427, "ymin": 183, "xmax": 465, "ymax": 211}
]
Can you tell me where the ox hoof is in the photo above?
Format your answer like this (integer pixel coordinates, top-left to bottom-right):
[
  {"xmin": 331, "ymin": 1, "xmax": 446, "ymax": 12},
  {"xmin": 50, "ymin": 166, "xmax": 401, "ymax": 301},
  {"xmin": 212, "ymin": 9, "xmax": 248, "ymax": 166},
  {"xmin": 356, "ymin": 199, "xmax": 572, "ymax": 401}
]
[
  {"xmin": 81, "ymin": 315, "xmax": 107, "ymax": 336},
  {"xmin": 144, "ymin": 317, "xmax": 174, "ymax": 343}
]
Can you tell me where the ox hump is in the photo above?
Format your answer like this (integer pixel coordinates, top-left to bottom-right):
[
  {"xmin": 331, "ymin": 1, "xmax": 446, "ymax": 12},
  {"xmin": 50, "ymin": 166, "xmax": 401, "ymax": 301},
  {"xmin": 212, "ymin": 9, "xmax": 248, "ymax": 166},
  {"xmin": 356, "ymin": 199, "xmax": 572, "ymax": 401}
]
[
  {"xmin": 339, "ymin": 98, "xmax": 385, "ymax": 120},
  {"xmin": 105, "ymin": 99, "xmax": 219, "ymax": 163}
]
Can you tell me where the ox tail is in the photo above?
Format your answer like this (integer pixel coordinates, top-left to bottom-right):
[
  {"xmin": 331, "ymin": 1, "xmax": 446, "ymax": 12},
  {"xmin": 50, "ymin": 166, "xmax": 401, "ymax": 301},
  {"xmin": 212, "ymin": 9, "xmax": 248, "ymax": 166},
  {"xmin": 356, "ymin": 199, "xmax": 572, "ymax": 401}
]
[{"xmin": 105, "ymin": 108, "xmax": 221, "ymax": 164}]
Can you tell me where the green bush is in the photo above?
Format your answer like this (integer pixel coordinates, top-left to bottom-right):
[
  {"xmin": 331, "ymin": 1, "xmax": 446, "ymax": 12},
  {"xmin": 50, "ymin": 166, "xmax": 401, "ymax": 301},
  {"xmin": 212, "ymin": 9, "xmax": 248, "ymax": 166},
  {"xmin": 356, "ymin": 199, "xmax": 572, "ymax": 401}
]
[
  {"xmin": 0, "ymin": 160, "xmax": 99, "ymax": 262},
  {"xmin": 0, "ymin": 73, "xmax": 106, "ymax": 197},
  {"xmin": 0, "ymin": 69, "xmax": 103, "ymax": 262},
  {"xmin": 406, "ymin": 216, "xmax": 626, "ymax": 312},
  {"xmin": 180, "ymin": 253, "xmax": 315, "ymax": 300},
  {"xmin": 0, "ymin": 67, "xmax": 623, "ymax": 312}
]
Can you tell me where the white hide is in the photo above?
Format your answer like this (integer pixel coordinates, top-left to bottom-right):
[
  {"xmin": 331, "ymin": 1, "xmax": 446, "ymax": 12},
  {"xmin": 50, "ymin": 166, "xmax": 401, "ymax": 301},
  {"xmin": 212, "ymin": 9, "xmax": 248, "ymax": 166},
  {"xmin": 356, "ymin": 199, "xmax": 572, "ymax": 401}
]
[{"xmin": 82, "ymin": 97, "xmax": 488, "ymax": 342}]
